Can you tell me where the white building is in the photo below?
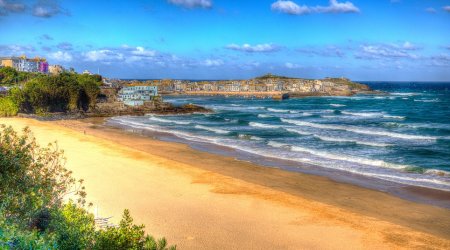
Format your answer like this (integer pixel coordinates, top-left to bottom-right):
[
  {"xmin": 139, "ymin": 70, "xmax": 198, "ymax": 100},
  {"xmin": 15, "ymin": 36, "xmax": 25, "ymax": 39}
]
[{"xmin": 118, "ymin": 84, "xmax": 158, "ymax": 106}]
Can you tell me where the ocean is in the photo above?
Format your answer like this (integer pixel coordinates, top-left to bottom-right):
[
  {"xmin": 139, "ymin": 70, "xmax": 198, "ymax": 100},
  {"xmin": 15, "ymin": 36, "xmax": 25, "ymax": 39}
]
[{"xmin": 107, "ymin": 82, "xmax": 450, "ymax": 195}]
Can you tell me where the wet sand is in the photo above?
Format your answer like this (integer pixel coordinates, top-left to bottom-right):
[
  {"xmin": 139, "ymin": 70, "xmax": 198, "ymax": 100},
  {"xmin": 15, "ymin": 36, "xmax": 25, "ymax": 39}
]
[{"xmin": 3, "ymin": 117, "xmax": 450, "ymax": 249}]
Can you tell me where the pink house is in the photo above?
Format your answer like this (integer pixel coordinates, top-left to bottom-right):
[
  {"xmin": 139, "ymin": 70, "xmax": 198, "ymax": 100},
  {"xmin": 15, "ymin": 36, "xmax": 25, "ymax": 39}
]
[{"xmin": 39, "ymin": 61, "xmax": 49, "ymax": 73}]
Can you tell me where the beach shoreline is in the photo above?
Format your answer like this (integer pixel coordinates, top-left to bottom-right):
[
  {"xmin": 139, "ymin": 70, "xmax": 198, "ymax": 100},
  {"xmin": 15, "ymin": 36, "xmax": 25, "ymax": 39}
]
[
  {"xmin": 105, "ymin": 116, "xmax": 450, "ymax": 209},
  {"xmin": 2, "ymin": 117, "xmax": 450, "ymax": 249}
]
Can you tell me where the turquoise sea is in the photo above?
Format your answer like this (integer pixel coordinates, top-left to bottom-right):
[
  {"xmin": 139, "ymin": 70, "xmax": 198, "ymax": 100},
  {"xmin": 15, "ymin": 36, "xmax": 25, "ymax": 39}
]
[{"xmin": 108, "ymin": 82, "xmax": 450, "ymax": 195}]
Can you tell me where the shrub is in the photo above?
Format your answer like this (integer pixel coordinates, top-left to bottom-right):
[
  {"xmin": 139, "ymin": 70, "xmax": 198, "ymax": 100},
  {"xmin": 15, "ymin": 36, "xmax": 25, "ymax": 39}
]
[
  {"xmin": 0, "ymin": 97, "xmax": 19, "ymax": 117},
  {"xmin": 6, "ymin": 72, "xmax": 102, "ymax": 114},
  {"xmin": 49, "ymin": 201, "xmax": 96, "ymax": 250},
  {"xmin": 95, "ymin": 209, "xmax": 176, "ymax": 250}
]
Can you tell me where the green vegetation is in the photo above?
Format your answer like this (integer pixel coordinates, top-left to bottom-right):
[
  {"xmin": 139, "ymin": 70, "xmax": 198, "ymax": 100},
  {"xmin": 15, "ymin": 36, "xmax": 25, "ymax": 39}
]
[
  {"xmin": 0, "ymin": 66, "xmax": 39, "ymax": 85},
  {"xmin": 0, "ymin": 125, "xmax": 176, "ymax": 249},
  {"xmin": 255, "ymin": 73, "xmax": 295, "ymax": 80},
  {"xmin": 324, "ymin": 77, "xmax": 369, "ymax": 90},
  {"xmin": 0, "ymin": 97, "xmax": 18, "ymax": 116},
  {"xmin": 0, "ymin": 67, "xmax": 103, "ymax": 116}
]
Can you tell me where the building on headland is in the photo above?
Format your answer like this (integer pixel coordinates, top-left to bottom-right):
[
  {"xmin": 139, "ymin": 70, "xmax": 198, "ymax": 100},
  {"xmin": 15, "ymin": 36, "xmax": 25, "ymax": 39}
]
[
  {"xmin": 118, "ymin": 83, "xmax": 158, "ymax": 106},
  {"xmin": 48, "ymin": 65, "xmax": 65, "ymax": 75},
  {"xmin": 138, "ymin": 74, "xmax": 368, "ymax": 98},
  {"xmin": 0, "ymin": 56, "xmax": 49, "ymax": 73},
  {"xmin": 83, "ymin": 70, "xmax": 93, "ymax": 75}
]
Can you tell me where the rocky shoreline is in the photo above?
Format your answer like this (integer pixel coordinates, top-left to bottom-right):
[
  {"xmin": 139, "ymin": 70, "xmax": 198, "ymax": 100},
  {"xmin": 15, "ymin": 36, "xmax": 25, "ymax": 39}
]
[{"xmin": 17, "ymin": 103, "xmax": 211, "ymax": 121}]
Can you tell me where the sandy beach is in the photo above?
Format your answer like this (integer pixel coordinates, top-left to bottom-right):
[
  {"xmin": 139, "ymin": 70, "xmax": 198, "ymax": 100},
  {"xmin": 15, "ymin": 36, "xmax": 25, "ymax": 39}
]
[{"xmin": 2, "ymin": 117, "xmax": 450, "ymax": 249}]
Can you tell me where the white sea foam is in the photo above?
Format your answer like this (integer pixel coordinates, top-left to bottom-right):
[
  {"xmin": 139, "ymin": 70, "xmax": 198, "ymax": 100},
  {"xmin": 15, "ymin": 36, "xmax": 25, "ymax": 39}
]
[
  {"xmin": 383, "ymin": 122, "xmax": 450, "ymax": 130},
  {"xmin": 313, "ymin": 135, "xmax": 391, "ymax": 147},
  {"xmin": 149, "ymin": 116, "xmax": 191, "ymax": 125},
  {"xmin": 285, "ymin": 128, "xmax": 312, "ymax": 136},
  {"xmin": 109, "ymin": 117, "xmax": 450, "ymax": 191},
  {"xmin": 341, "ymin": 111, "xmax": 381, "ymax": 117},
  {"xmin": 267, "ymin": 108, "xmax": 290, "ymax": 113},
  {"xmin": 195, "ymin": 125, "xmax": 230, "ymax": 134},
  {"xmin": 238, "ymin": 134, "xmax": 264, "ymax": 141},
  {"xmin": 414, "ymin": 99, "xmax": 440, "ymax": 103},
  {"xmin": 425, "ymin": 169, "xmax": 450, "ymax": 177},
  {"xmin": 288, "ymin": 145, "xmax": 408, "ymax": 170},
  {"xmin": 249, "ymin": 122, "xmax": 281, "ymax": 129},
  {"xmin": 391, "ymin": 92, "xmax": 421, "ymax": 96},
  {"xmin": 267, "ymin": 141, "xmax": 289, "ymax": 148},
  {"xmin": 280, "ymin": 119, "xmax": 437, "ymax": 140},
  {"xmin": 340, "ymin": 111, "xmax": 405, "ymax": 119},
  {"xmin": 330, "ymin": 104, "xmax": 346, "ymax": 107},
  {"xmin": 257, "ymin": 114, "xmax": 273, "ymax": 118},
  {"xmin": 224, "ymin": 118, "xmax": 239, "ymax": 123},
  {"xmin": 383, "ymin": 115, "xmax": 406, "ymax": 119}
]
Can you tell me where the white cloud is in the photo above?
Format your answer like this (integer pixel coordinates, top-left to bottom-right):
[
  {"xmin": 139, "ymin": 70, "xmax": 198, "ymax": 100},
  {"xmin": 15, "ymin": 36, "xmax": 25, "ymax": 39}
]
[
  {"xmin": 204, "ymin": 59, "xmax": 223, "ymax": 66},
  {"xmin": 430, "ymin": 54, "xmax": 450, "ymax": 67},
  {"xmin": 226, "ymin": 43, "xmax": 280, "ymax": 53},
  {"xmin": 168, "ymin": 0, "xmax": 212, "ymax": 9},
  {"xmin": 0, "ymin": 45, "xmax": 35, "ymax": 55},
  {"xmin": 271, "ymin": 0, "xmax": 359, "ymax": 15},
  {"xmin": 83, "ymin": 50, "xmax": 124, "ymax": 62},
  {"xmin": 49, "ymin": 51, "xmax": 72, "ymax": 62},
  {"xmin": 356, "ymin": 43, "xmax": 419, "ymax": 60},
  {"xmin": 443, "ymin": 6, "xmax": 450, "ymax": 13},
  {"xmin": 401, "ymin": 41, "xmax": 417, "ymax": 50},
  {"xmin": 0, "ymin": 0, "xmax": 25, "ymax": 15},
  {"xmin": 285, "ymin": 62, "xmax": 302, "ymax": 69},
  {"xmin": 271, "ymin": 1, "xmax": 310, "ymax": 15},
  {"xmin": 131, "ymin": 46, "xmax": 156, "ymax": 57},
  {"xmin": 314, "ymin": 0, "xmax": 359, "ymax": 13},
  {"xmin": 32, "ymin": 0, "xmax": 67, "ymax": 18}
]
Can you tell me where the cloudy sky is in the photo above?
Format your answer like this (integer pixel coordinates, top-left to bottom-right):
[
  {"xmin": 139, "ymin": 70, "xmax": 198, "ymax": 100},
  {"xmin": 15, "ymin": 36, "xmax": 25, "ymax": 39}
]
[{"xmin": 1, "ymin": 0, "xmax": 449, "ymax": 80}]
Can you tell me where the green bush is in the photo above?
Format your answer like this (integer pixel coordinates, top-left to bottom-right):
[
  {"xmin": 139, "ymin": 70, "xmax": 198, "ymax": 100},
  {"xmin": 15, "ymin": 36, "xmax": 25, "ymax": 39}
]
[
  {"xmin": 4, "ymin": 72, "xmax": 102, "ymax": 114},
  {"xmin": 0, "ymin": 67, "xmax": 40, "ymax": 85},
  {"xmin": 0, "ymin": 125, "xmax": 176, "ymax": 249},
  {"xmin": 0, "ymin": 97, "xmax": 19, "ymax": 117},
  {"xmin": 49, "ymin": 201, "xmax": 96, "ymax": 250},
  {"xmin": 95, "ymin": 209, "xmax": 175, "ymax": 250}
]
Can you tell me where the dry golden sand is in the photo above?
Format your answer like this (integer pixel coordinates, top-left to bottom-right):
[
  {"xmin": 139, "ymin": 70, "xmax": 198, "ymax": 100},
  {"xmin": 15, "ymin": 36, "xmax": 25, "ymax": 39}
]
[{"xmin": 2, "ymin": 117, "xmax": 450, "ymax": 250}]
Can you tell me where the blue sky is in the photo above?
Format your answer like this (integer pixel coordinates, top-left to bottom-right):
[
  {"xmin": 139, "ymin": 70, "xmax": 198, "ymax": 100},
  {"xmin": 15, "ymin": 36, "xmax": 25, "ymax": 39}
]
[{"xmin": 0, "ymin": 0, "xmax": 449, "ymax": 80}]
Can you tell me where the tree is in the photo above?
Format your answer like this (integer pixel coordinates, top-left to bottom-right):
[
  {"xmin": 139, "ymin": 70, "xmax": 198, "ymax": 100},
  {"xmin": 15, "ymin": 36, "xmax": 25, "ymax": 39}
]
[
  {"xmin": 0, "ymin": 67, "xmax": 19, "ymax": 85},
  {"xmin": 0, "ymin": 125, "xmax": 79, "ymax": 225},
  {"xmin": 0, "ymin": 125, "xmax": 177, "ymax": 249}
]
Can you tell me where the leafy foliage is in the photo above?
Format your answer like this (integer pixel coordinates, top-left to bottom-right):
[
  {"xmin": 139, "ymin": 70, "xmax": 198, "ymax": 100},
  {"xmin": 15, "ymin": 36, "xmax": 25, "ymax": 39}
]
[
  {"xmin": 0, "ymin": 125, "xmax": 176, "ymax": 249},
  {"xmin": 0, "ymin": 125, "xmax": 79, "ymax": 225},
  {"xmin": 0, "ymin": 67, "xmax": 39, "ymax": 85},
  {"xmin": 17, "ymin": 72, "xmax": 102, "ymax": 114},
  {"xmin": 0, "ymin": 97, "xmax": 19, "ymax": 116},
  {"xmin": 48, "ymin": 201, "xmax": 96, "ymax": 250},
  {"xmin": 0, "ymin": 67, "xmax": 103, "ymax": 116},
  {"xmin": 95, "ymin": 210, "xmax": 175, "ymax": 250},
  {"xmin": 255, "ymin": 73, "xmax": 295, "ymax": 80}
]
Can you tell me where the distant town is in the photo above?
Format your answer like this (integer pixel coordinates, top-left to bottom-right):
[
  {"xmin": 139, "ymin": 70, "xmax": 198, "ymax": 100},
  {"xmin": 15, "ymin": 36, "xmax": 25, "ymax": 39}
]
[{"xmin": 1, "ymin": 55, "xmax": 371, "ymax": 106}]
